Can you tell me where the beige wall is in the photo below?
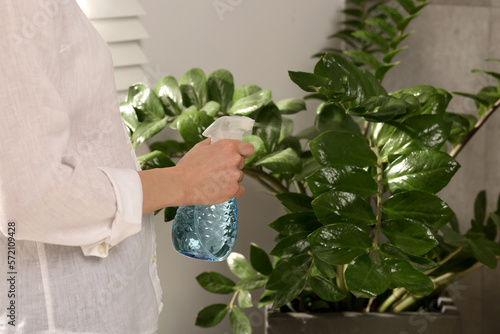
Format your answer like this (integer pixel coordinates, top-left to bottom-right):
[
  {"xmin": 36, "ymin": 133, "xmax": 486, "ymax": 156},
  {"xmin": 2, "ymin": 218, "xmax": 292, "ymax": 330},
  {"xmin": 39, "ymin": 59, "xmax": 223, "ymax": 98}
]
[{"xmin": 137, "ymin": 1, "xmax": 344, "ymax": 333}]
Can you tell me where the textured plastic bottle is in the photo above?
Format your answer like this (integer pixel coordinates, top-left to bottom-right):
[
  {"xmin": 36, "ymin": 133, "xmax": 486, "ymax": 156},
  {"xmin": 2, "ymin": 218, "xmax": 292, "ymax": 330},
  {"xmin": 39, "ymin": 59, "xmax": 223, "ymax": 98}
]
[{"xmin": 172, "ymin": 116, "xmax": 255, "ymax": 261}]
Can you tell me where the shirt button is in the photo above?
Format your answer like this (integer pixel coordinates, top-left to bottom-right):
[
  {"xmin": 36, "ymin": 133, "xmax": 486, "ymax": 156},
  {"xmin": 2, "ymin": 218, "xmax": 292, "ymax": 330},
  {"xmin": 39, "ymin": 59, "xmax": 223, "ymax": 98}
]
[
  {"xmin": 152, "ymin": 255, "xmax": 157, "ymax": 263},
  {"xmin": 98, "ymin": 244, "xmax": 106, "ymax": 255}
]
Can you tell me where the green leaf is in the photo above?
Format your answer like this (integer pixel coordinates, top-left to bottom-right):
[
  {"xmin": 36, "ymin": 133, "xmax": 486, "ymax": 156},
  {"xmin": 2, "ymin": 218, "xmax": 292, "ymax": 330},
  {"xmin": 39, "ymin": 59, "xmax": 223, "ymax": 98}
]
[
  {"xmin": 256, "ymin": 148, "xmax": 302, "ymax": 175},
  {"xmin": 270, "ymin": 232, "xmax": 310, "ymax": 258},
  {"xmin": 379, "ymin": 244, "xmax": 437, "ymax": 272},
  {"xmin": 164, "ymin": 206, "xmax": 178, "ymax": 222},
  {"xmin": 396, "ymin": 0, "xmax": 416, "ymax": 14},
  {"xmin": 276, "ymin": 98, "xmax": 306, "ymax": 114},
  {"xmin": 176, "ymin": 109, "xmax": 214, "ymax": 147},
  {"xmin": 470, "ymin": 236, "xmax": 497, "ymax": 269},
  {"xmin": 235, "ymin": 275, "xmax": 268, "ymax": 290},
  {"xmin": 293, "ymin": 156, "xmax": 322, "ymax": 182},
  {"xmin": 313, "ymin": 254, "xmax": 337, "ymax": 278},
  {"xmin": 474, "ymin": 190, "xmax": 487, "ymax": 226},
  {"xmin": 131, "ymin": 117, "xmax": 169, "ymax": 148},
  {"xmin": 200, "ymin": 101, "xmax": 221, "ymax": 117},
  {"xmin": 233, "ymin": 84, "xmax": 262, "ymax": 103},
  {"xmin": 179, "ymin": 68, "xmax": 207, "ymax": 109},
  {"xmin": 383, "ymin": 47, "xmax": 408, "ymax": 63},
  {"xmin": 128, "ymin": 84, "xmax": 166, "ymax": 122},
  {"xmin": 250, "ymin": 243, "xmax": 273, "ymax": 276},
  {"xmin": 207, "ymin": 69, "xmax": 234, "ymax": 112},
  {"xmin": 269, "ymin": 212, "xmax": 322, "ymax": 236},
  {"xmin": 345, "ymin": 254, "xmax": 391, "ymax": 298},
  {"xmin": 266, "ymin": 254, "xmax": 312, "ymax": 308},
  {"xmin": 348, "ymin": 95, "xmax": 408, "ymax": 122},
  {"xmin": 309, "ymin": 131, "xmax": 377, "ymax": 167},
  {"xmin": 195, "ymin": 304, "xmax": 228, "ymax": 328},
  {"xmin": 385, "ymin": 150, "xmax": 460, "ymax": 194},
  {"xmin": 228, "ymin": 89, "xmax": 272, "ymax": 116},
  {"xmin": 343, "ymin": 50, "xmax": 381, "ymax": 70},
  {"xmin": 154, "ymin": 75, "xmax": 183, "ymax": 115},
  {"xmin": 441, "ymin": 226, "xmax": 469, "ymax": 248},
  {"xmin": 397, "ymin": 13, "xmax": 419, "ymax": 32},
  {"xmin": 253, "ymin": 103, "xmax": 282, "ymax": 152},
  {"xmin": 242, "ymin": 135, "xmax": 266, "ymax": 165},
  {"xmin": 120, "ymin": 102, "xmax": 139, "ymax": 132},
  {"xmin": 137, "ymin": 150, "xmax": 175, "ymax": 170},
  {"xmin": 383, "ymin": 191, "xmax": 455, "ymax": 232},
  {"xmin": 238, "ymin": 290, "xmax": 253, "ymax": 309},
  {"xmin": 490, "ymin": 212, "xmax": 500, "ymax": 230},
  {"xmin": 310, "ymin": 276, "xmax": 346, "ymax": 302},
  {"xmin": 380, "ymin": 5, "xmax": 403, "ymax": 25},
  {"xmin": 230, "ymin": 306, "xmax": 252, "ymax": 334},
  {"xmin": 314, "ymin": 102, "xmax": 361, "ymax": 136},
  {"xmin": 275, "ymin": 192, "xmax": 313, "ymax": 213},
  {"xmin": 308, "ymin": 224, "xmax": 372, "ymax": 265},
  {"xmin": 149, "ymin": 139, "xmax": 190, "ymax": 157},
  {"xmin": 381, "ymin": 219, "xmax": 438, "ymax": 256},
  {"xmin": 343, "ymin": 8, "xmax": 363, "ymax": 18},
  {"xmin": 288, "ymin": 71, "xmax": 330, "ymax": 93},
  {"xmin": 312, "ymin": 190, "xmax": 376, "ymax": 228},
  {"xmin": 387, "ymin": 259, "xmax": 434, "ymax": 295},
  {"xmin": 258, "ymin": 290, "xmax": 276, "ymax": 308},
  {"xmin": 365, "ymin": 17, "xmax": 397, "ymax": 38},
  {"xmin": 279, "ymin": 118, "xmax": 295, "ymax": 143},
  {"xmin": 227, "ymin": 253, "xmax": 254, "ymax": 279},
  {"xmin": 196, "ymin": 272, "xmax": 236, "ymax": 294},
  {"xmin": 307, "ymin": 166, "xmax": 377, "ymax": 198},
  {"xmin": 352, "ymin": 30, "xmax": 389, "ymax": 53}
]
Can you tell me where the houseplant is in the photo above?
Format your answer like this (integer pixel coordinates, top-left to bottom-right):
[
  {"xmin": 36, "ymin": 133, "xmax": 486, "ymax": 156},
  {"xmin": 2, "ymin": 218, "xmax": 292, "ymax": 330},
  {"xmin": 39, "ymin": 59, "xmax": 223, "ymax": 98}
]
[{"xmin": 120, "ymin": 0, "xmax": 500, "ymax": 332}]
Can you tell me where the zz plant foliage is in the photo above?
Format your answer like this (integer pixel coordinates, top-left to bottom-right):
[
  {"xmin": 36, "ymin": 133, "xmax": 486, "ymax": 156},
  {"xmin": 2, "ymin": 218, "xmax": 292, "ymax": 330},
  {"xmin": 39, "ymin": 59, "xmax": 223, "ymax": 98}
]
[{"xmin": 120, "ymin": 0, "xmax": 500, "ymax": 333}]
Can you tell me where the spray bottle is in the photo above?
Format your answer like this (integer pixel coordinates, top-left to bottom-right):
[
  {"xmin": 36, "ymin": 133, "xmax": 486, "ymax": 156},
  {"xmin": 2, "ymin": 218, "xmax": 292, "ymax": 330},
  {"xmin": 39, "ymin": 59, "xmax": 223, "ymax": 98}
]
[{"xmin": 172, "ymin": 116, "xmax": 255, "ymax": 261}]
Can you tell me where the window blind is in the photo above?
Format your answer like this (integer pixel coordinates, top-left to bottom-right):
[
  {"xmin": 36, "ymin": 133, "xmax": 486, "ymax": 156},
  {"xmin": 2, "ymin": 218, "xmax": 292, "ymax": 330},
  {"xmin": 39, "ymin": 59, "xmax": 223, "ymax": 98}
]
[{"xmin": 77, "ymin": 0, "xmax": 149, "ymax": 92}]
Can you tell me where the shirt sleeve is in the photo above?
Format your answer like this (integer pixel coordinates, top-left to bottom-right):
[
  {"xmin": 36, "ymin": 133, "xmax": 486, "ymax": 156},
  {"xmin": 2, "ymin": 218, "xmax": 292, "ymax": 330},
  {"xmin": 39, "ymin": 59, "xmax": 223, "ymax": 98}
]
[{"xmin": 0, "ymin": 0, "xmax": 144, "ymax": 257}]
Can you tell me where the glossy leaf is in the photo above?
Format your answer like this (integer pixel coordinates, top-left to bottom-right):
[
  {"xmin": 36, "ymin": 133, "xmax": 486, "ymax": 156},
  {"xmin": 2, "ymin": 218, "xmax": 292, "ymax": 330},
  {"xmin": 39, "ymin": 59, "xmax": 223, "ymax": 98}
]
[
  {"xmin": 313, "ymin": 255, "xmax": 337, "ymax": 278},
  {"xmin": 207, "ymin": 69, "xmax": 234, "ymax": 112},
  {"xmin": 383, "ymin": 191, "xmax": 455, "ymax": 231},
  {"xmin": 258, "ymin": 290, "xmax": 275, "ymax": 308},
  {"xmin": 227, "ymin": 253, "xmax": 254, "ymax": 279},
  {"xmin": 387, "ymin": 259, "xmax": 434, "ymax": 295},
  {"xmin": 269, "ymin": 212, "xmax": 322, "ymax": 236},
  {"xmin": 228, "ymin": 90, "xmax": 272, "ymax": 116},
  {"xmin": 256, "ymin": 148, "xmax": 302, "ymax": 175},
  {"xmin": 196, "ymin": 272, "xmax": 236, "ymax": 294},
  {"xmin": 309, "ymin": 131, "xmax": 377, "ymax": 167},
  {"xmin": 238, "ymin": 290, "xmax": 253, "ymax": 309},
  {"xmin": 154, "ymin": 75, "xmax": 183, "ymax": 115},
  {"xmin": 176, "ymin": 109, "xmax": 214, "ymax": 147},
  {"xmin": 279, "ymin": 118, "xmax": 294, "ymax": 143},
  {"xmin": 233, "ymin": 84, "xmax": 262, "ymax": 103},
  {"xmin": 307, "ymin": 166, "xmax": 377, "ymax": 198},
  {"xmin": 345, "ymin": 254, "xmax": 391, "ymax": 298},
  {"xmin": 195, "ymin": 304, "xmax": 228, "ymax": 328},
  {"xmin": 308, "ymin": 224, "xmax": 372, "ymax": 265},
  {"xmin": 275, "ymin": 192, "xmax": 313, "ymax": 213},
  {"xmin": 266, "ymin": 254, "xmax": 312, "ymax": 308},
  {"xmin": 252, "ymin": 103, "xmax": 282, "ymax": 152},
  {"xmin": 270, "ymin": 232, "xmax": 310, "ymax": 258},
  {"xmin": 164, "ymin": 206, "xmax": 178, "ymax": 222},
  {"xmin": 235, "ymin": 275, "xmax": 268, "ymax": 290},
  {"xmin": 137, "ymin": 150, "xmax": 175, "ymax": 170},
  {"xmin": 128, "ymin": 84, "xmax": 166, "ymax": 122},
  {"xmin": 242, "ymin": 135, "xmax": 266, "ymax": 165},
  {"xmin": 200, "ymin": 101, "xmax": 221, "ymax": 117},
  {"xmin": 120, "ymin": 102, "xmax": 139, "ymax": 132},
  {"xmin": 131, "ymin": 117, "xmax": 169, "ymax": 148},
  {"xmin": 230, "ymin": 306, "xmax": 252, "ymax": 334},
  {"xmin": 385, "ymin": 150, "xmax": 460, "ymax": 194},
  {"xmin": 250, "ymin": 243, "xmax": 273, "ymax": 276},
  {"xmin": 310, "ymin": 276, "xmax": 346, "ymax": 302},
  {"xmin": 312, "ymin": 190, "xmax": 376, "ymax": 228},
  {"xmin": 288, "ymin": 71, "xmax": 330, "ymax": 93},
  {"xmin": 314, "ymin": 102, "xmax": 361, "ymax": 135},
  {"xmin": 348, "ymin": 95, "xmax": 408, "ymax": 122},
  {"xmin": 179, "ymin": 68, "xmax": 207, "ymax": 109},
  {"xmin": 379, "ymin": 243, "xmax": 437, "ymax": 272},
  {"xmin": 381, "ymin": 219, "xmax": 438, "ymax": 256},
  {"xmin": 276, "ymin": 98, "xmax": 306, "ymax": 114}
]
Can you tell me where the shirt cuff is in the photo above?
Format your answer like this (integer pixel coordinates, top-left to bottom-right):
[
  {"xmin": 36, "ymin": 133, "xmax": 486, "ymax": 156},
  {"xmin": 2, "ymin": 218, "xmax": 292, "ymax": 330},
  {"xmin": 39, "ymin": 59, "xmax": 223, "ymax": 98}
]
[{"xmin": 81, "ymin": 167, "xmax": 143, "ymax": 257}]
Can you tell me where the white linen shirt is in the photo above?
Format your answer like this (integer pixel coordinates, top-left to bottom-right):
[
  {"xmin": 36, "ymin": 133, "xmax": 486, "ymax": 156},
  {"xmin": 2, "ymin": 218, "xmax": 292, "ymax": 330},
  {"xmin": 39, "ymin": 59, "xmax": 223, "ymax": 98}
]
[{"xmin": 0, "ymin": 0, "xmax": 162, "ymax": 333}]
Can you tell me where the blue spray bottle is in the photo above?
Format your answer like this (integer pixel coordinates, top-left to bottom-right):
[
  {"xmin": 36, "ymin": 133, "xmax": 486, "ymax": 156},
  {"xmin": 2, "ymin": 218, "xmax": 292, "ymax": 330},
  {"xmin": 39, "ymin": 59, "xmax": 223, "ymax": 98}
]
[{"xmin": 172, "ymin": 116, "xmax": 255, "ymax": 261}]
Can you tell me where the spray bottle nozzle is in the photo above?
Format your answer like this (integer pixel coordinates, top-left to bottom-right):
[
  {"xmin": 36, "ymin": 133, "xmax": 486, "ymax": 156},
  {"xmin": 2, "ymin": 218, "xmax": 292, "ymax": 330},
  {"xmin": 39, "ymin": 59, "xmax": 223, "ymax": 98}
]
[{"xmin": 203, "ymin": 116, "xmax": 255, "ymax": 143}]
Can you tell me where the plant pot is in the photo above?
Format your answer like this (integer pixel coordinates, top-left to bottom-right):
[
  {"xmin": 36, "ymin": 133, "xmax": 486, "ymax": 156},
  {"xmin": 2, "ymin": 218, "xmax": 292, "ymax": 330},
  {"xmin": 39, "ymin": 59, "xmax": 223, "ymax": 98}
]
[{"xmin": 265, "ymin": 302, "xmax": 461, "ymax": 334}]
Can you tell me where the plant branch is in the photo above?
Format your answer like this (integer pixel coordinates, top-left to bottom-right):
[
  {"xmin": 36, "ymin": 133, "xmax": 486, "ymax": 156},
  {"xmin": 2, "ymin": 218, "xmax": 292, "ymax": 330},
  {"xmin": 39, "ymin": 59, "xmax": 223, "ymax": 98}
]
[
  {"xmin": 229, "ymin": 290, "xmax": 240, "ymax": 309},
  {"xmin": 378, "ymin": 288, "xmax": 406, "ymax": 312},
  {"xmin": 450, "ymin": 98, "xmax": 500, "ymax": 158},
  {"xmin": 243, "ymin": 168, "xmax": 288, "ymax": 194},
  {"xmin": 372, "ymin": 145, "xmax": 384, "ymax": 262},
  {"xmin": 424, "ymin": 247, "xmax": 463, "ymax": 276}
]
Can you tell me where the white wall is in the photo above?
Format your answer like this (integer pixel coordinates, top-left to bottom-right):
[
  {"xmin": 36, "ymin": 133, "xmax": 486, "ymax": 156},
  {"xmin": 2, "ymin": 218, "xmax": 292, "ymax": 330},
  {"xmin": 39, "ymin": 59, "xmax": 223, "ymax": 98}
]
[{"xmin": 137, "ymin": 1, "xmax": 345, "ymax": 333}]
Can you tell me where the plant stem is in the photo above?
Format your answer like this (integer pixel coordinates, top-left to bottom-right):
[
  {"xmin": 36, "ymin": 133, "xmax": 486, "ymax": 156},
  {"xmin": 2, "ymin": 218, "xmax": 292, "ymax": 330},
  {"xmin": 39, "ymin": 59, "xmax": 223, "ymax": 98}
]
[
  {"xmin": 294, "ymin": 180, "xmax": 307, "ymax": 195},
  {"xmin": 450, "ymin": 98, "xmax": 500, "ymax": 158},
  {"xmin": 229, "ymin": 290, "xmax": 240, "ymax": 309},
  {"xmin": 424, "ymin": 247, "xmax": 463, "ymax": 276},
  {"xmin": 243, "ymin": 168, "xmax": 289, "ymax": 194},
  {"xmin": 372, "ymin": 145, "xmax": 384, "ymax": 262},
  {"xmin": 378, "ymin": 287, "xmax": 406, "ymax": 312}
]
